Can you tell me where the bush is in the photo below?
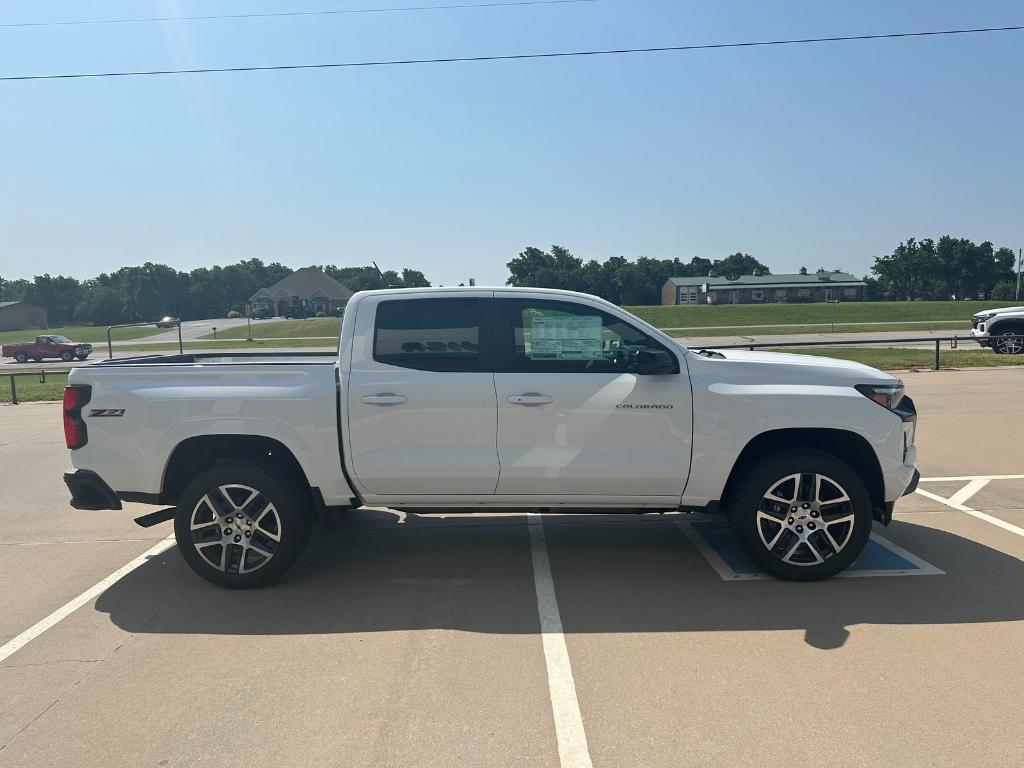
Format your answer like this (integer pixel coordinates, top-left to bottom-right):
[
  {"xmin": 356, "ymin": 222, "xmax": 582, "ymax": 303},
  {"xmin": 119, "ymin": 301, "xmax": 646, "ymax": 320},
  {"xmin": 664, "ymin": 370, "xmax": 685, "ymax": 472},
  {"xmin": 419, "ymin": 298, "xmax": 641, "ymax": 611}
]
[
  {"xmin": 315, "ymin": 311, "xmax": 326, "ymax": 317},
  {"xmin": 227, "ymin": 310, "xmax": 241, "ymax": 319}
]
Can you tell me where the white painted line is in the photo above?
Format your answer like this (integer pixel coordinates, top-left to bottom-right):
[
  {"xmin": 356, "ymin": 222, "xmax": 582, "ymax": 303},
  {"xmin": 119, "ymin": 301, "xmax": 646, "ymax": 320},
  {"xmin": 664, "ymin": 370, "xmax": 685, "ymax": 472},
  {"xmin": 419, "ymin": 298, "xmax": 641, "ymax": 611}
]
[
  {"xmin": 919, "ymin": 474, "xmax": 1024, "ymax": 482},
  {"xmin": 948, "ymin": 477, "xmax": 991, "ymax": 507},
  {"xmin": 527, "ymin": 514, "xmax": 592, "ymax": 768},
  {"xmin": 675, "ymin": 521, "xmax": 762, "ymax": 580},
  {"xmin": 0, "ymin": 535, "xmax": 176, "ymax": 665},
  {"xmin": 915, "ymin": 488, "xmax": 1024, "ymax": 538},
  {"xmin": 870, "ymin": 532, "xmax": 946, "ymax": 576}
]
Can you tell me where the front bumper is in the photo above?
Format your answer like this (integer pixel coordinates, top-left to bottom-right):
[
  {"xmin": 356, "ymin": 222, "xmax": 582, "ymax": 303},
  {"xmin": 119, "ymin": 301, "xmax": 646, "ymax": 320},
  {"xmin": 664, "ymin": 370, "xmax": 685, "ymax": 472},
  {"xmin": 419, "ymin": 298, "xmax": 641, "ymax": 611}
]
[
  {"xmin": 970, "ymin": 327, "xmax": 990, "ymax": 347},
  {"xmin": 64, "ymin": 470, "xmax": 122, "ymax": 510}
]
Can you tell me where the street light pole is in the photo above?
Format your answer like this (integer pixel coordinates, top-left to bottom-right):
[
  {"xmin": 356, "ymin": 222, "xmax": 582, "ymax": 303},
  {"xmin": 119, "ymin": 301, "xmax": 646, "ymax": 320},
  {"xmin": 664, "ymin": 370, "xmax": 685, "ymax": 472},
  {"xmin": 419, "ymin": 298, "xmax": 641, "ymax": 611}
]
[{"xmin": 1016, "ymin": 248, "xmax": 1022, "ymax": 301}]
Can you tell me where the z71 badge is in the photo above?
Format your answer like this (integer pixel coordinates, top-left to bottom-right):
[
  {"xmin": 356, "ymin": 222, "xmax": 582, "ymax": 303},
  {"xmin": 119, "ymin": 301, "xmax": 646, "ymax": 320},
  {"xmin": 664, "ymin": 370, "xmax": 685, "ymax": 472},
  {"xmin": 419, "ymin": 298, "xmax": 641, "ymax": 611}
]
[{"xmin": 88, "ymin": 408, "xmax": 125, "ymax": 417}]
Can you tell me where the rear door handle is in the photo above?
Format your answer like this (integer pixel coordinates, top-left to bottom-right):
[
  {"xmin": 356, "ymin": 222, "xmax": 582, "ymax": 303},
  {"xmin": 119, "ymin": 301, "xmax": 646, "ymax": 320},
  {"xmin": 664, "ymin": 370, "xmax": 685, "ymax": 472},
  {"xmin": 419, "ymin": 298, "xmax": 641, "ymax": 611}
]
[
  {"xmin": 361, "ymin": 393, "xmax": 408, "ymax": 406},
  {"xmin": 506, "ymin": 393, "xmax": 553, "ymax": 406}
]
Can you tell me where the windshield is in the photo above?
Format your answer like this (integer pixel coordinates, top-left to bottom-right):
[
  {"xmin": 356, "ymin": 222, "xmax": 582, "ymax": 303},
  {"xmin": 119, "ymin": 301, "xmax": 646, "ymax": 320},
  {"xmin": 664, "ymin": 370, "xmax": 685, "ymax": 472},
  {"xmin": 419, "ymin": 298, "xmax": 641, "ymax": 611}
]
[{"xmin": 49, "ymin": 335, "xmax": 71, "ymax": 343}]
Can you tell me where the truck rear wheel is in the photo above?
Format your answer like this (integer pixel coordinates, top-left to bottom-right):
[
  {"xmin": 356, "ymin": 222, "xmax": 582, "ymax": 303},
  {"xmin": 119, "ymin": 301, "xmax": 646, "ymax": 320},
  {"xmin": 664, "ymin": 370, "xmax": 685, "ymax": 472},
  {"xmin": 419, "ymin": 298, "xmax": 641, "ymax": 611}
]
[
  {"xmin": 13, "ymin": 351, "xmax": 28, "ymax": 363},
  {"xmin": 726, "ymin": 451, "xmax": 872, "ymax": 581},
  {"xmin": 174, "ymin": 460, "xmax": 312, "ymax": 588}
]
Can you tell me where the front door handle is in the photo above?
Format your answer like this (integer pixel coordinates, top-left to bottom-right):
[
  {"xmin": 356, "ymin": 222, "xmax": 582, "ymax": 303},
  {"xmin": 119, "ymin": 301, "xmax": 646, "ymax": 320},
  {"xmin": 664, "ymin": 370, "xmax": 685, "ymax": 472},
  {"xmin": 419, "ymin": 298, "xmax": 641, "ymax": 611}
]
[
  {"xmin": 506, "ymin": 393, "xmax": 553, "ymax": 406},
  {"xmin": 361, "ymin": 393, "xmax": 408, "ymax": 406}
]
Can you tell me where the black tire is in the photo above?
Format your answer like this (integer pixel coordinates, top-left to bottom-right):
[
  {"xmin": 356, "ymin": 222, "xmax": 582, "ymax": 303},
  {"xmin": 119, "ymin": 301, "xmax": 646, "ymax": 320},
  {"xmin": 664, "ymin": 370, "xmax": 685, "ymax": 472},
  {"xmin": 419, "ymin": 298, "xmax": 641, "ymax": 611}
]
[
  {"xmin": 76, "ymin": 354, "xmax": 89, "ymax": 361},
  {"xmin": 726, "ymin": 450, "xmax": 873, "ymax": 581},
  {"xmin": 13, "ymin": 351, "xmax": 28, "ymax": 363},
  {"xmin": 992, "ymin": 330, "xmax": 1024, "ymax": 355},
  {"xmin": 174, "ymin": 460, "xmax": 312, "ymax": 588},
  {"xmin": 60, "ymin": 350, "xmax": 74, "ymax": 362}
]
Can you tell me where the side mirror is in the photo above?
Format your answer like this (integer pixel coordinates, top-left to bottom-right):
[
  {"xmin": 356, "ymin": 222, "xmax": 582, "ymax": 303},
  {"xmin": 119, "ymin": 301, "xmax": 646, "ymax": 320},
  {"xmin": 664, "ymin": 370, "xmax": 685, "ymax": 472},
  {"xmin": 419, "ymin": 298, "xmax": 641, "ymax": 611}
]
[{"xmin": 633, "ymin": 348, "xmax": 677, "ymax": 375}]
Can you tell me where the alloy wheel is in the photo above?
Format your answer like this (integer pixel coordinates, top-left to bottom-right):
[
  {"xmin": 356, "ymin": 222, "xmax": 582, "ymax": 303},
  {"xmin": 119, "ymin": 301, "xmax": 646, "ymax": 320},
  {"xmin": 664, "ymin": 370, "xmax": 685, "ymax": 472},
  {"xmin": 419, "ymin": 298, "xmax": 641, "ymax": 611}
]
[
  {"xmin": 995, "ymin": 334, "xmax": 1024, "ymax": 355},
  {"xmin": 755, "ymin": 472, "xmax": 856, "ymax": 566},
  {"xmin": 189, "ymin": 484, "xmax": 282, "ymax": 575}
]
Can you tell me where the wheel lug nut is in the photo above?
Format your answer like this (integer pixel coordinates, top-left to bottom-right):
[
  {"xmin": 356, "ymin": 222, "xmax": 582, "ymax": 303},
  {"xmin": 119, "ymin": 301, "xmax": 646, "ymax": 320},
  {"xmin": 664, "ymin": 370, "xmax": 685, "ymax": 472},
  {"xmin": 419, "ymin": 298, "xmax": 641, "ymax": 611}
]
[
  {"xmin": 234, "ymin": 535, "xmax": 241, "ymax": 543},
  {"xmin": 224, "ymin": 528, "xmax": 232, "ymax": 535},
  {"xmin": 802, "ymin": 503, "xmax": 810, "ymax": 509},
  {"xmin": 796, "ymin": 525, "xmax": 804, "ymax": 533},
  {"xmin": 810, "ymin": 511, "xmax": 819, "ymax": 518},
  {"xmin": 245, "ymin": 531, "xmax": 251, "ymax": 538},
  {"xmin": 808, "ymin": 522, "xmax": 816, "ymax": 530},
  {"xmin": 788, "ymin": 517, "xmax": 794, "ymax": 524},
  {"xmin": 226, "ymin": 516, "xmax": 233, "ymax": 523},
  {"xmin": 791, "ymin": 507, "xmax": 797, "ymax": 512}
]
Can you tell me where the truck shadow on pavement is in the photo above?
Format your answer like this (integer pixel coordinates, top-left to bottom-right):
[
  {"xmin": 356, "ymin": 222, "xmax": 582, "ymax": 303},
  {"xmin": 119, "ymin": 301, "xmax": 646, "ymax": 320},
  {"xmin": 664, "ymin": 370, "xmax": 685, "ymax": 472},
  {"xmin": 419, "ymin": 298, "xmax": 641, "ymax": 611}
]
[{"xmin": 96, "ymin": 512, "xmax": 1024, "ymax": 650}]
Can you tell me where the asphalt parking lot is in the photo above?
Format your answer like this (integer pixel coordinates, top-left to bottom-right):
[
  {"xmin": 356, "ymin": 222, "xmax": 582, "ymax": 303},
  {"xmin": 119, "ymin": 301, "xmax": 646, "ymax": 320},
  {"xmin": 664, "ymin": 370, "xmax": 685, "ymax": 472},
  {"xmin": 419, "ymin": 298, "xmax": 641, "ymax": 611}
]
[{"xmin": 1, "ymin": 368, "xmax": 1022, "ymax": 767}]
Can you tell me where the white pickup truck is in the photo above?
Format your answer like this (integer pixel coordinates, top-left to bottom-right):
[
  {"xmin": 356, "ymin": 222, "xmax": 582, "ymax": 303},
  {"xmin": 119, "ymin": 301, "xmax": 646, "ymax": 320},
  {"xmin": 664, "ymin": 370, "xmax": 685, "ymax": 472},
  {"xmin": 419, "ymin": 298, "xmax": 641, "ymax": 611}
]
[{"xmin": 63, "ymin": 287, "xmax": 919, "ymax": 587}]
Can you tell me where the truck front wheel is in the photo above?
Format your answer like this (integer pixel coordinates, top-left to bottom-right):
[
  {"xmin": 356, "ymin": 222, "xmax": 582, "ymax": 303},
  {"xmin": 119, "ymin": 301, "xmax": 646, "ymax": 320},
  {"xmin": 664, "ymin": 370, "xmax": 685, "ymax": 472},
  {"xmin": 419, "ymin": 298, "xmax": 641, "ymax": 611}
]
[
  {"xmin": 726, "ymin": 451, "xmax": 872, "ymax": 581},
  {"xmin": 174, "ymin": 460, "xmax": 312, "ymax": 588},
  {"xmin": 60, "ymin": 350, "xmax": 75, "ymax": 362},
  {"xmin": 992, "ymin": 330, "xmax": 1024, "ymax": 355}
]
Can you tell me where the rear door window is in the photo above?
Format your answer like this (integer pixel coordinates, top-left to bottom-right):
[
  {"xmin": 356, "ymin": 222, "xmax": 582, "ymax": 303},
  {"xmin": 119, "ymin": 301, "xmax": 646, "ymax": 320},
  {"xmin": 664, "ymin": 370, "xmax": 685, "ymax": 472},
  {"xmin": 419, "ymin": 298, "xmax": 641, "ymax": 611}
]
[{"xmin": 373, "ymin": 298, "xmax": 488, "ymax": 372}]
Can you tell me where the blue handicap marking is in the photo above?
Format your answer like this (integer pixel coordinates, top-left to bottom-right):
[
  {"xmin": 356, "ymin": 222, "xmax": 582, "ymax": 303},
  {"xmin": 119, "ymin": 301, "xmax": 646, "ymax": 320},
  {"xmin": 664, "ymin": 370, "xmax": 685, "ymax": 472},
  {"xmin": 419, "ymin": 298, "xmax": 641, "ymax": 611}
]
[{"xmin": 683, "ymin": 519, "xmax": 944, "ymax": 579}]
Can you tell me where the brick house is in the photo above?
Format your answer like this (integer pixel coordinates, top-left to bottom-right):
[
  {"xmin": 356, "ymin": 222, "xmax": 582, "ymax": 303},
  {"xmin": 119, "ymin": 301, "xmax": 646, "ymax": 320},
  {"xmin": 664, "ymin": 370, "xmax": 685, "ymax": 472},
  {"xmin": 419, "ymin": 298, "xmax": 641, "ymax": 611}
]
[{"xmin": 249, "ymin": 267, "xmax": 354, "ymax": 317}]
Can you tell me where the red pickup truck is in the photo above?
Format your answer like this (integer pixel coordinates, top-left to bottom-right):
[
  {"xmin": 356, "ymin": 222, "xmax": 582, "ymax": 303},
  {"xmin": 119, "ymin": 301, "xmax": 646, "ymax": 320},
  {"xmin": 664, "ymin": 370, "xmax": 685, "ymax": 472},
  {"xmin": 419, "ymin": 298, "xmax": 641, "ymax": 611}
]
[{"xmin": 1, "ymin": 335, "xmax": 93, "ymax": 363}]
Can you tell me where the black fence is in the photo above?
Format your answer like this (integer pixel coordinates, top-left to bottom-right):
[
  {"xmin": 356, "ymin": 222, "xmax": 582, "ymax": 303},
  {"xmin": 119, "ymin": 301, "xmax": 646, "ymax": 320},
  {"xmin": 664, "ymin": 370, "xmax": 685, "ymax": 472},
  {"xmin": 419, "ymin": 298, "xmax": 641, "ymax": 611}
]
[
  {"xmin": 699, "ymin": 334, "xmax": 1020, "ymax": 370},
  {"xmin": 3, "ymin": 333, "xmax": 1019, "ymax": 405},
  {"xmin": 1, "ymin": 368, "xmax": 71, "ymax": 405}
]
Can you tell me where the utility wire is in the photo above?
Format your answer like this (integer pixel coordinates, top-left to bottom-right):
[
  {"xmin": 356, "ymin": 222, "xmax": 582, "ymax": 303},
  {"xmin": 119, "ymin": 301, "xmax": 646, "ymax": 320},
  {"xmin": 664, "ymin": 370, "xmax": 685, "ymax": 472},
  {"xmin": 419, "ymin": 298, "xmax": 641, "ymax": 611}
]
[
  {"xmin": 1, "ymin": 25, "xmax": 1021, "ymax": 82},
  {"xmin": 0, "ymin": 0, "xmax": 597, "ymax": 28}
]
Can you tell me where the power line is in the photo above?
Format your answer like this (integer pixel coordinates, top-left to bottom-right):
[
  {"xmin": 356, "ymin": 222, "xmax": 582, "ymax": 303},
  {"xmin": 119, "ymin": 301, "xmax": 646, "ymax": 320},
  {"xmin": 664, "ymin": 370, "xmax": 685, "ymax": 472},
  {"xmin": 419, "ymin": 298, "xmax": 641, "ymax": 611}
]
[
  {"xmin": 2, "ymin": 25, "xmax": 1021, "ymax": 82},
  {"xmin": 0, "ymin": 0, "xmax": 597, "ymax": 28}
]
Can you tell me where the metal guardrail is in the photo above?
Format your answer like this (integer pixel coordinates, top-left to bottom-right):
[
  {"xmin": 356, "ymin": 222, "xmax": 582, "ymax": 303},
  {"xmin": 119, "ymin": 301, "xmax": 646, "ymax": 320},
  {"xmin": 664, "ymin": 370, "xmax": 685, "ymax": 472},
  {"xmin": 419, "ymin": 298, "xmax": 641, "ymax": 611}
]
[
  {"xmin": 699, "ymin": 334, "xmax": 1023, "ymax": 370},
  {"xmin": 2, "ymin": 368, "xmax": 71, "ymax": 405},
  {"xmin": 4, "ymin": 333, "xmax": 1018, "ymax": 404},
  {"xmin": 107, "ymin": 321, "xmax": 183, "ymax": 359}
]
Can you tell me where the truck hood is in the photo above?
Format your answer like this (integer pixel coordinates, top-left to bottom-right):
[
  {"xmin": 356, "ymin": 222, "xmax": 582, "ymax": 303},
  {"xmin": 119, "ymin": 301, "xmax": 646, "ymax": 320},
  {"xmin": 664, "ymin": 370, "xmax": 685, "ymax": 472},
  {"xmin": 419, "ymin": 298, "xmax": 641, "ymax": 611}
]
[
  {"xmin": 977, "ymin": 306, "xmax": 1024, "ymax": 316},
  {"xmin": 687, "ymin": 348, "xmax": 898, "ymax": 386}
]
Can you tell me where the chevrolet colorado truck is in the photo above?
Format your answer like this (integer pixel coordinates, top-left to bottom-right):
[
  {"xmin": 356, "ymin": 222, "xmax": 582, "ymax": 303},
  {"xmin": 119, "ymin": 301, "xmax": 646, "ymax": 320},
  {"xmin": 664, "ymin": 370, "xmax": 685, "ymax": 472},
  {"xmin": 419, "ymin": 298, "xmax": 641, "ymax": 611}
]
[
  {"xmin": 3, "ymin": 335, "xmax": 92, "ymax": 363},
  {"xmin": 62, "ymin": 287, "xmax": 919, "ymax": 587},
  {"xmin": 970, "ymin": 305, "xmax": 1024, "ymax": 354}
]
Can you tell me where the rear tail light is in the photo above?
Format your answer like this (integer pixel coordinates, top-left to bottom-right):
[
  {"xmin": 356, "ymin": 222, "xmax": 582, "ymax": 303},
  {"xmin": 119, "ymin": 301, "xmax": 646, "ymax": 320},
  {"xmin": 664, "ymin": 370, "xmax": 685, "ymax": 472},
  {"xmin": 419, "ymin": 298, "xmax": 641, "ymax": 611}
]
[{"xmin": 63, "ymin": 385, "xmax": 92, "ymax": 449}]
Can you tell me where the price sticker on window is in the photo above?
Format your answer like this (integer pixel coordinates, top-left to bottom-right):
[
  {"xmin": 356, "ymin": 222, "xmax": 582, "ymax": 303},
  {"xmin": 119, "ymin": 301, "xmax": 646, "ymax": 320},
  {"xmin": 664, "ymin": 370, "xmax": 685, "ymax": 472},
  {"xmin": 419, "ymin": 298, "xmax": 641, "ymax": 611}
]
[{"xmin": 528, "ymin": 315, "xmax": 604, "ymax": 360}]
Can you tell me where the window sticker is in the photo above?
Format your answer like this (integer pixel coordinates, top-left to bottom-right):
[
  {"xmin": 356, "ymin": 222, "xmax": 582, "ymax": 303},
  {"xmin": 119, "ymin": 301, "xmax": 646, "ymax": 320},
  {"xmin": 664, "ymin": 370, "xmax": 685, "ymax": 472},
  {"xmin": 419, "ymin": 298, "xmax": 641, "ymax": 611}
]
[{"xmin": 528, "ymin": 315, "xmax": 604, "ymax": 360}]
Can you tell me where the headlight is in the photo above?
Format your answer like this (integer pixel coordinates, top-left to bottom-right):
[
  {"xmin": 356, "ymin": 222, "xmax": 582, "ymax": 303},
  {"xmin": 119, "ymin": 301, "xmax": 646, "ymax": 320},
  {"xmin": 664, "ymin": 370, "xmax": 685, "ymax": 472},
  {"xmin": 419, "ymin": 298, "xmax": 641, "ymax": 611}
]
[
  {"xmin": 975, "ymin": 313, "xmax": 994, "ymax": 322},
  {"xmin": 855, "ymin": 382, "xmax": 905, "ymax": 410}
]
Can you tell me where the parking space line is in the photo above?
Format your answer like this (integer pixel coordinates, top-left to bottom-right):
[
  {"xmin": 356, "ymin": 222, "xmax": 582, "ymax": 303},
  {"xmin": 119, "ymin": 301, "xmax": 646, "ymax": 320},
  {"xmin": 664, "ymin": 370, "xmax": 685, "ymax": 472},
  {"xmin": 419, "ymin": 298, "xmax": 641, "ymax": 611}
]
[
  {"xmin": 915, "ymin": 488, "xmax": 1024, "ymax": 538},
  {"xmin": 0, "ymin": 535, "xmax": 176, "ymax": 665},
  {"xmin": 527, "ymin": 514, "xmax": 593, "ymax": 768},
  {"xmin": 919, "ymin": 474, "xmax": 1024, "ymax": 482},
  {"xmin": 947, "ymin": 478, "xmax": 990, "ymax": 507}
]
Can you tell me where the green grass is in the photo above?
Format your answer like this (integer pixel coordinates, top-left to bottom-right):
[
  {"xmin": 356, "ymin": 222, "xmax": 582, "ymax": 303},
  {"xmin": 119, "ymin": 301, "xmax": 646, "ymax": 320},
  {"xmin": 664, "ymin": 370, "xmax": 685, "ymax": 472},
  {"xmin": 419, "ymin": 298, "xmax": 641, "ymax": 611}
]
[
  {"xmin": 628, "ymin": 300, "xmax": 981, "ymax": 330},
  {"xmin": 764, "ymin": 347, "xmax": 1024, "ymax": 370},
  {"xmin": 205, "ymin": 318, "xmax": 340, "ymax": 340},
  {"xmin": 0, "ymin": 324, "xmax": 164, "ymax": 345},
  {"xmin": 0, "ymin": 371, "xmax": 69, "ymax": 402},
  {"xmin": 669, "ymin": 321, "xmax": 965, "ymax": 338}
]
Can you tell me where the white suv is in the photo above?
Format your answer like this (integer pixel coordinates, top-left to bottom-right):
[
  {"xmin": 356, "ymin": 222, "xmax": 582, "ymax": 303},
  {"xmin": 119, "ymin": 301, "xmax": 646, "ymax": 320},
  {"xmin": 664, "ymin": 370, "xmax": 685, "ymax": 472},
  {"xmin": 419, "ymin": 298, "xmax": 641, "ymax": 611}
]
[{"xmin": 970, "ymin": 306, "xmax": 1024, "ymax": 354}]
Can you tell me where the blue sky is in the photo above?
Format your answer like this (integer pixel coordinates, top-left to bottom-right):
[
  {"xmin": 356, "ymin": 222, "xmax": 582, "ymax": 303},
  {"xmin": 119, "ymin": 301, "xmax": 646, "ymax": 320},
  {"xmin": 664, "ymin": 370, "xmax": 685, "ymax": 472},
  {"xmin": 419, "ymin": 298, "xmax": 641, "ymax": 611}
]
[{"xmin": 0, "ymin": 0, "xmax": 1021, "ymax": 286}]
